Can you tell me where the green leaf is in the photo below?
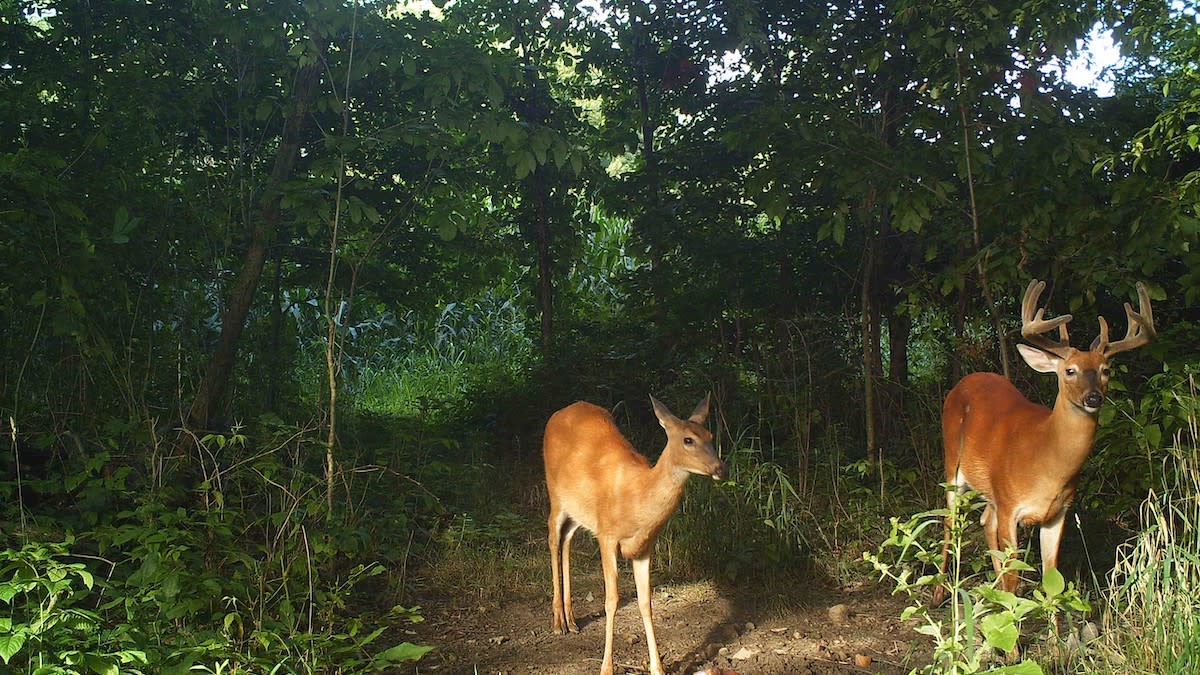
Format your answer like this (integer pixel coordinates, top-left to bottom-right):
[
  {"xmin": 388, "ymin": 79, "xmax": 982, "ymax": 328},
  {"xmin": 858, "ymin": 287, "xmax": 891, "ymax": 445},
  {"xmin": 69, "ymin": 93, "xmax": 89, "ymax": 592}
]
[
  {"xmin": 914, "ymin": 623, "xmax": 943, "ymax": 637},
  {"xmin": 980, "ymin": 612, "xmax": 1019, "ymax": 652},
  {"xmin": 987, "ymin": 661, "xmax": 1045, "ymax": 674},
  {"xmin": 0, "ymin": 629, "xmax": 26, "ymax": 664},
  {"xmin": 374, "ymin": 642, "xmax": 433, "ymax": 664},
  {"xmin": 1144, "ymin": 423, "xmax": 1162, "ymax": 450},
  {"xmin": 1041, "ymin": 567, "xmax": 1065, "ymax": 597},
  {"xmin": 84, "ymin": 653, "xmax": 118, "ymax": 675}
]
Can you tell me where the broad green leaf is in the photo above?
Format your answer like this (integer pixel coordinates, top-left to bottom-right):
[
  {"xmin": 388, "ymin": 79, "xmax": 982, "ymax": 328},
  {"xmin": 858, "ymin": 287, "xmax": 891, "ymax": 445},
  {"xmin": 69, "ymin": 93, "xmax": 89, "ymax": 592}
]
[
  {"xmin": 0, "ymin": 629, "xmax": 26, "ymax": 664},
  {"xmin": 1144, "ymin": 423, "xmax": 1162, "ymax": 450},
  {"xmin": 375, "ymin": 642, "xmax": 433, "ymax": 664},
  {"xmin": 980, "ymin": 612, "xmax": 1018, "ymax": 652},
  {"xmin": 84, "ymin": 653, "xmax": 118, "ymax": 675},
  {"xmin": 1041, "ymin": 567, "xmax": 1065, "ymax": 597}
]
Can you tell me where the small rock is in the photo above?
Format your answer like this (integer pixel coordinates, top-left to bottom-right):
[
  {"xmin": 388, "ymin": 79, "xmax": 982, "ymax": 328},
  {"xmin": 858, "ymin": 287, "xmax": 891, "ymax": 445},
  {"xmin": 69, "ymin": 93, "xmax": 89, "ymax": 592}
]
[
  {"xmin": 585, "ymin": 592, "xmax": 594, "ymax": 602},
  {"xmin": 626, "ymin": 633, "xmax": 640, "ymax": 645},
  {"xmin": 1065, "ymin": 632, "xmax": 1081, "ymax": 654},
  {"xmin": 854, "ymin": 654, "xmax": 873, "ymax": 668},
  {"xmin": 703, "ymin": 643, "xmax": 723, "ymax": 659},
  {"xmin": 792, "ymin": 631, "xmax": 801, "ymax": 640},
  {"xmin": 731, "ymin": 646, "xmax": 758, "ymax": 661},
  {"xmin": 488, "ymin": 636, "xmax": 507, "ymax": 646},
  {"xmin": 1080, "ymin": 621, "xmax": 1100, "ymax": 644},
  {"xmin": 828, "ymin": 604, "xmax": 850, "ymax": 623},
  {"xmin": 718, "ymin": 646, "xmax": 729, "ymax": 657},
  {"xmin": 743, "ymin": 621, "xmax": 756, "ymax": 632}
]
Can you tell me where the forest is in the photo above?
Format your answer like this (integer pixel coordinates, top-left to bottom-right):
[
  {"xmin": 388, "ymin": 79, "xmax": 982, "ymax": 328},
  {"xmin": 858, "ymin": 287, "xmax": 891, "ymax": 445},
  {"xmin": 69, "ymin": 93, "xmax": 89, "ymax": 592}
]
[{"xmin": 1, "ymin": 0, "xmax": 1199, "ymax": 673}]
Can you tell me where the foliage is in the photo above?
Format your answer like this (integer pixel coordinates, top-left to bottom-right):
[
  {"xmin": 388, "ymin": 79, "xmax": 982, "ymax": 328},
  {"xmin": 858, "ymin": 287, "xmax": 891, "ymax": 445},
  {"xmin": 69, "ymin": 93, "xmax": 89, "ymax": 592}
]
[
  {"xmin": 348, "ymin": 290, "xmax": 535, "ymax": 418},
  {"xmin": 1, "ymin": 420, "xmax": 434, "ymax": 674},
  {"xmin": 0, "ymin": 540, "xmax": 147, "ymax": 674},
  {"xmin": 1085, "ymin": 372, "xmax": 1200, "ymax": 673},
  {"xmin": 865, "ymin": 491, "xmax": 1091, "ymax": 674},
  {"xmin": 1088, "ymin": 365, "xmax": 1200, "ymax": 514},
  {"xmin": 1, "ymin": 0, "xmax": 1198, "ymax": 672}
]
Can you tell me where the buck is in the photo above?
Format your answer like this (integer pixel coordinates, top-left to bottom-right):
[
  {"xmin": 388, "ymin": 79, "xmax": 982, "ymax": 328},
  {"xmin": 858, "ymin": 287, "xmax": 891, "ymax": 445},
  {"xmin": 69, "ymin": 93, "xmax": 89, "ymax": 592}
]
[
  {"xmin": 544, "ymin": 395, "xmax": 727, "ymax": 675},
  {"xmin": 931, "ymin": 279, "xmax": 1155, "ymax": 607}
]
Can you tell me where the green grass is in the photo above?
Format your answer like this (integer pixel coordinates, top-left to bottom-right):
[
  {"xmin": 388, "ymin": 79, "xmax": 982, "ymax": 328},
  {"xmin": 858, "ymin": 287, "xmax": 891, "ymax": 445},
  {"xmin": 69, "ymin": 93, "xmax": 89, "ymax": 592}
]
[
  {"xmin": 1087, "ymin": 373, "xmax": 1200, "ymax": 674},
  {"xmin": 350, "ymin": 294, "xmax": 535, "ymax": 418}
]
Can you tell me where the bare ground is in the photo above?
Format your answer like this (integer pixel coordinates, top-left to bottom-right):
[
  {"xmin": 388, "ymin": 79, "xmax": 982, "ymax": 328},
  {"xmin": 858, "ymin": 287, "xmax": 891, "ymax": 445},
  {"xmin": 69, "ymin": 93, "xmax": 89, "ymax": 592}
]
[{"xmin": 401, "ymin": 564, "xmax": 926, "ymax": 675}]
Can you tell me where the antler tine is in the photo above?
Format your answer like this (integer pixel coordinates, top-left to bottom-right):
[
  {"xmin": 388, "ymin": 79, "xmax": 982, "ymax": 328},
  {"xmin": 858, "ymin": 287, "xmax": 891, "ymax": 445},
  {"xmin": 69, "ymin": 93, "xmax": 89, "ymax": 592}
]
[
  {"xmin": 1021, "ymin": 279, "xmax": 1074, "ymax": 357},
  {"xmin": 1093, "ymin": 315, "xmax": 1111, "ymax": 352},
  {"xmin": 1104, "ymin": 281, "xmax": 1157, "ymax": 356}
]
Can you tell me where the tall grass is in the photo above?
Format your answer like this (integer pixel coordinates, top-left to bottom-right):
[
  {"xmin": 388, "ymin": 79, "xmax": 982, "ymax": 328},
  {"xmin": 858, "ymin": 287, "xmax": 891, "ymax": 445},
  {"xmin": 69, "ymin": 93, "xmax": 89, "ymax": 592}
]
[
  {"xmin": 1090, "ymin": 371, "xmax": 1200, "ymax": 673},
  {"xmin": 350, "ymin": 292, "xmax": 535, "ymax": 417}
]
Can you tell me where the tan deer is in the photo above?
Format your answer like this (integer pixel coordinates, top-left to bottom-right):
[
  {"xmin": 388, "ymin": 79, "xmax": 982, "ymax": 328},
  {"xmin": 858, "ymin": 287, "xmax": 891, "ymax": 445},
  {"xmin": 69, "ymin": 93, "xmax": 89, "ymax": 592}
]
[
  {"xmin": 931, "ymin": 279, "xmax": 1155, "ymax": 607},
  {"xmin": 544, "ymin": 395, "xmax": 727, "ymax": 675}
]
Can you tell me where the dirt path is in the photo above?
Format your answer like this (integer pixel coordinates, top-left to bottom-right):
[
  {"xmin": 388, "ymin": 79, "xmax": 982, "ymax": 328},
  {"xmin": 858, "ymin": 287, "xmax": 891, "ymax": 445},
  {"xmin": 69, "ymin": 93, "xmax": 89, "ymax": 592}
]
[{"xmin": 404, "ymin": 568, "xmax": 923, "ymax": 674}]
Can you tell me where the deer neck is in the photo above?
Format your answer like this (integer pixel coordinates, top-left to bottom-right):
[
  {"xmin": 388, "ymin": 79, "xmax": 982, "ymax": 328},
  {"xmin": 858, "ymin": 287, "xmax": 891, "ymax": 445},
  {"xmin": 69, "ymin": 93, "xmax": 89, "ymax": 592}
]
[
  {"xmin": 1042, "ymin": 395, "xmax": 1101, "ymax": 477},
  {"xmin": 634, "ymin": 448, "xmax": 691, "ymax": 518}
]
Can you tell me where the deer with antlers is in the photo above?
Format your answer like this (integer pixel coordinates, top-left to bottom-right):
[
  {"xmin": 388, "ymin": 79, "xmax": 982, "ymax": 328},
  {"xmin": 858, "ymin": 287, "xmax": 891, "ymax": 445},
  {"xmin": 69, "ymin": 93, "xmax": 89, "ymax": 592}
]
[{"xmin": 930, "ymin": 279, "xmax": 1156, "ymax": 606}]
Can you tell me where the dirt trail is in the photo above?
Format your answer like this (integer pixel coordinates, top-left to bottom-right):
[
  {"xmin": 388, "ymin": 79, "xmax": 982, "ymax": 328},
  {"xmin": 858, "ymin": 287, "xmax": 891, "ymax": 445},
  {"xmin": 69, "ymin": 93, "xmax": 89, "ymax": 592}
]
[{"xmin": 405, "ymin": 568, "xmax": 922, "ymax": 675}]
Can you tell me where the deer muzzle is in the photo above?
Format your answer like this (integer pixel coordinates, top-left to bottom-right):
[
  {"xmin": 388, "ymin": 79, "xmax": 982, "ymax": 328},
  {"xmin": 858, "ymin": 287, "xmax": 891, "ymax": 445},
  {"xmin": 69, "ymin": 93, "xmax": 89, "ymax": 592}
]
[{"xmin": 711, "ymin": 460, "xmax": 728, "ymax": 481}]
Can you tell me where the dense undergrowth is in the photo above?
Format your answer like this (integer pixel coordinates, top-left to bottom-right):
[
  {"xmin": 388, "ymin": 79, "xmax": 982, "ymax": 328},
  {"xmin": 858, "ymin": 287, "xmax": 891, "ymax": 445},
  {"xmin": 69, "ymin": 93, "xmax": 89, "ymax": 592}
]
[{"xmin": 2, "ymin": 287, "xmax": 1198, "ymax": 675}]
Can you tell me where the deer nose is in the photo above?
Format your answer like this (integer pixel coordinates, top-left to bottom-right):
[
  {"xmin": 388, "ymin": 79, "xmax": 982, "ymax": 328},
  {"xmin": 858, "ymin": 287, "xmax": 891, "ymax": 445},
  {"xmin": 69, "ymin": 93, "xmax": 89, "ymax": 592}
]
[
  {"xmin": 711, "ymin": 460, "xmax": 728, "ymax": 481},
  {"xmin": 1084, "ymin": 391, "xmax": 1104, "ymax": 409}
]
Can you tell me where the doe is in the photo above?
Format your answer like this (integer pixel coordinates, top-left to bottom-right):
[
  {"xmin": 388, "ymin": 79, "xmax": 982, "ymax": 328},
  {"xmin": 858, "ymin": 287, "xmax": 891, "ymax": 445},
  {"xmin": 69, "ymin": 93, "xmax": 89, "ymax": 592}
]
[{"xmin": 544, "ymin": 395, "xmax": 727, "ymax": 675}]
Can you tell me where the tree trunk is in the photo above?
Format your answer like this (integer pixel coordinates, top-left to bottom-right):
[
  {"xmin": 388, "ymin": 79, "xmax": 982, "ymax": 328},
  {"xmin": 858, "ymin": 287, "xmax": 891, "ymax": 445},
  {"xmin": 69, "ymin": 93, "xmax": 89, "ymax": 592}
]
[
  {"xmin": 185, "ymin": 50, "xmax": 324, "ymax": 432},
  {"xmin": 264, "ymin": 252, "xmax": 284, "ymax": 414},
  {"xmin": 633, "ymin": 36, "xmax": 668, "ymax": 338},
  {"xmin": 862, "ymin": 239, "xmax": 880, "ymax": 465},
  {"xmin": 532, "ymin": 168, "xmax": 554, "ymax": 353}
]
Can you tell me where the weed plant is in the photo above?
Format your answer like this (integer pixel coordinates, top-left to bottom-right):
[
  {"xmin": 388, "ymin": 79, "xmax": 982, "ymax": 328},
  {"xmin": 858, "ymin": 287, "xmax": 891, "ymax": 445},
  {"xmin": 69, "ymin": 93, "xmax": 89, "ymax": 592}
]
[
  {"xmin": 1085, "ymin": 369, "xmax": 1200, "ymax": 673},
  {"xmin": 865, "ymin": 489, "xmax": 1091, "ymax": 674},
  {"xmin": 0, "ymin": 424, "xmax": 433, "ymax": 674}
]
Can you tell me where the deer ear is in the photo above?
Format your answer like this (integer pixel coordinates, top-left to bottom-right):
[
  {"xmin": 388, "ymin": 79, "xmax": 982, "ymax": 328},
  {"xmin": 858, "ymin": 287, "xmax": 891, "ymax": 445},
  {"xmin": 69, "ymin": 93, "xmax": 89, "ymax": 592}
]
[
  {"xmin": 1017, "ymin": 343, "xmax": 1061, "ymax": 373},
  {"xmin": 688, "ymin": 394, "xmax": 711, "ymax": 423},
  {"xmin": 650, "ymin": 396, "xmax": 676, "ymax": 429}
]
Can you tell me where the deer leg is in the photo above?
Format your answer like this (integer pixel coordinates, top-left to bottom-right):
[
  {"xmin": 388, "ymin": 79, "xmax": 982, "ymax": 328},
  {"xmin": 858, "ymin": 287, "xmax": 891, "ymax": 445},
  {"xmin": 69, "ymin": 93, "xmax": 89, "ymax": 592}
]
[
  {"xmin": 632, "ymin": 556, "xmax": 665, "ymax": 675},
  {"xmin": 559, "ymin": 521, "xmax": 581, "ymax": 633},
  {"xmin": 1040, "ymin": 510, "xmax": 1069, "ymax": 633},
  {"xmin": 548, "ymin": 510, "xmax": 568, "ymax": 634},
  {"xmin": 599, "ymin": 537, "xmax": 620, "ymax": 675},
  {"xmin": 930, "ymin": 486, "xmax": 958, "ymax": 607},
  {"xmin": 982, "ymin": 502, "xmax": 1005, "ymax": 578},
  {"xmin": 993, "ymin": 507, "xmax": 1021, "ymax": 593},
  {"xmin": 1039, "ymin": 509, "xmax": 1067, "ymax": 578}
]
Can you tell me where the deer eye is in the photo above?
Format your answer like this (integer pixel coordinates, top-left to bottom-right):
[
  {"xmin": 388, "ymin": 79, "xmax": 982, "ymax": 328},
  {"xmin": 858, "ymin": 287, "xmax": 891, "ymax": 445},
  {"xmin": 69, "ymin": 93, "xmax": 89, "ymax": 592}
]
[
  {"xmin": 683, "ymin": 437, "xmax": 695, "ymax": 446},
  {"xmin": 1065, "ymin": 367, "xmax": 1077, "ymax": 376}
]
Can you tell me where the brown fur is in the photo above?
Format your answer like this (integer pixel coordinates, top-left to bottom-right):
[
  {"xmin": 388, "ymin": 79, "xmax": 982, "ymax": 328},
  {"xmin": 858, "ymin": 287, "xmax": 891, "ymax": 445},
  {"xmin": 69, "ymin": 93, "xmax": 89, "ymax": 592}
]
[{"xmin": 544, "ymin": 397, "xmax": 726, "ymax": 675}]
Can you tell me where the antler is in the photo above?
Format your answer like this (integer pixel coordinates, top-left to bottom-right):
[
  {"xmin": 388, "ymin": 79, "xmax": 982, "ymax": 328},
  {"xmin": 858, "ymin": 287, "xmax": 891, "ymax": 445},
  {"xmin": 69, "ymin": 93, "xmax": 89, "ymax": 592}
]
[
  {"xmin": 1021, "ymin": 279, "xmax": 1074, "ymax": 358},
  {"xmin": 1098, "ymin": 282, "xmax": 1156, "ymax": 356}
]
